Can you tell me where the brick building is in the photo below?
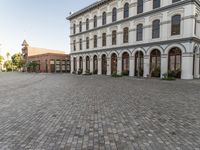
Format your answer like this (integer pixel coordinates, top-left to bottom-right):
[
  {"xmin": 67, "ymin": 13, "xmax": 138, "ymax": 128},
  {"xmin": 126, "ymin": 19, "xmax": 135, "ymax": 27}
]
[{"xmin": 22, "ymin": 40, "xmax": 70, "ymax": 73}]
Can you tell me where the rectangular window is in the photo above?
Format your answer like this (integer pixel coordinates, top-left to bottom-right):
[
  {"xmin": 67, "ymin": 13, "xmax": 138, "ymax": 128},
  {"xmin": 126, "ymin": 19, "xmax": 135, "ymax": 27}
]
[
  {"xmin": 137, "ymin": 0, "xmax": 143, "ymax": 14},
  {"xmin": 153, "ymin": 0, "xmax": 160, "ymax": 9},
  {"xmin": 112, "ymin": 31, "xmax": 117, "ymax": 45},
  {"xmin": 102, "ymin": 33, "xmax": 106, "ymax": 46},
  {"xmin": 73, "ymin": 40, "xmax": 76, "ymax": 51}
]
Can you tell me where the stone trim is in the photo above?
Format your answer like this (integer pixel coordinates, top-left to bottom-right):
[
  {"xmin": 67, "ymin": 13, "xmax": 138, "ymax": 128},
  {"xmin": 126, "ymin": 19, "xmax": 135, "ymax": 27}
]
[{"xmin": 70, "ymin": 37, "xmax": 200, "ymax": 55}]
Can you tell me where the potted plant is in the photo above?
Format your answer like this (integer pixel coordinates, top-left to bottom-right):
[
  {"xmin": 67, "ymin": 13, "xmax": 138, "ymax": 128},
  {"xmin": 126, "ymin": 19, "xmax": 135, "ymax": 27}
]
[{"xmin": 93, "ymin": 69, "xmax": 98, "ymax": 74}]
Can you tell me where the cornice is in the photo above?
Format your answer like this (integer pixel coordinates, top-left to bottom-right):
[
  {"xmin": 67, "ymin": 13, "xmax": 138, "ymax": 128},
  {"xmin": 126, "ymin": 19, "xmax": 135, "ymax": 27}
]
[
  {"xmin": 69, "ymin": 0, "xmax": 196, "ymax": 38},
  {"xmin": 67, "ymin": 0, "xmax": 112, "ymax": 20},
  {"xmin": 70, "ymin": 37, "xmax": 200, "ymax": 55}
]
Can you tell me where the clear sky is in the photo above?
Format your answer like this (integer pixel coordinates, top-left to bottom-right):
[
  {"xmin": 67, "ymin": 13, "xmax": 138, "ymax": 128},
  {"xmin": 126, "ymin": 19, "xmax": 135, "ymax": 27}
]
[{"xmin": 0, "ymin": 0, "xmax": 96, "ymax": 57}]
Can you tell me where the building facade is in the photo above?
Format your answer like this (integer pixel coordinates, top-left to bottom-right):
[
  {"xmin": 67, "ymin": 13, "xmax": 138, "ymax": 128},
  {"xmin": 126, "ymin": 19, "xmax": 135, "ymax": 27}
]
[
  {"xmin": 67, "ymin": 0, "xmax": 200, "ymax": 79},
  {"xmin": 22, "ymin": 40, "xmax": 70, "ymax": 73}
]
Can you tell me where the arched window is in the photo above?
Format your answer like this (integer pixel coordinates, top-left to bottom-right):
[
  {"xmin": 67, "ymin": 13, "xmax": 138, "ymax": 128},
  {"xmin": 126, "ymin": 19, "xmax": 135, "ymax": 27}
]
[
  {"xmin": 123, "ymin": 27, "xmax": 129, "ymax": 43},
  {"xmin": 79, "ymin": 39, "xmax": 82, "ymax": 50},
  {"xmin": 135, "ymin": 51, "xmax": 144, "ymax": 77},
  {"xmin": 137, "ymin": 0, "xmax": 143, "ymax": 14},
  {"xmin": 86, "ymin": 56, "xmax": 90, "ymax": 71},
  {"xmin": 94, "ymin": 15, "xmax": 97, "ymax": 28},
  {"xmin": 153, "ymin": 0, "xmax": 160, "ymax": 9},
  {"xmin": 122, "ymin": 52, "xmax": 129, "ymax": 75},
  {"xmin": 93, "ymin": 55, "xmax": 98, "ymax": 74},
  {"xmin": 86, "ymin": 37, "xmax": 89, "ymax": 49},
  {"xmin": 79, "ymin": 21, "xmax": 82, "ymax": 32},
  {"xmin": 150, "ymin": 49, "xmax": 161, "ymax": 77},
  {"xmin": 94, "ymin": 35, "xmax": 97, "ymax": 48},
  {"xmin": 171, "ymin": 15, "xmax": 181, "ymax": 35},
  {"xmin": 124, "ymin": 3, "xmax": 129, "ymax": 18},
  {"xmin": 112, "ymin": 30, "xmax": 117, "ymax": 45},
  {"xmin": 111, "ymin": 53, "xmax": 117, "ymax": 74},
  {"xmin": 152, "ymin": 20, "xmax": 160, "ymax": 39},
  {"xmin": 73, "ymin": 24, "xmax": 76, "ymax": 34},
  {"xmin": 102, "ymin": 54, "xmax": 107, "ymax": 75},
  {"xmin": 79, "ymin": 57, "xmax": 83, "ymax": 71},
  {"xmin": 86, "ymin": 18, "xmax": 89, "ymax": 30},
  {"xmin": 112, "ymin": 7, "xmax": 117, "ymax": 22},
  {"xmin": 168, "ymin": 47, "xmax": 182, "ymax": 78},
  {"xmin": 102, "ymin": 33, "xmax": 106, "ymax": 46},
  {"xmin": 136, "ymin": 24, "xmax": 143, "ymax": 41},
  {"xmin": 102, "ymin": 12, "xmax": 107, "ymax": 25}
]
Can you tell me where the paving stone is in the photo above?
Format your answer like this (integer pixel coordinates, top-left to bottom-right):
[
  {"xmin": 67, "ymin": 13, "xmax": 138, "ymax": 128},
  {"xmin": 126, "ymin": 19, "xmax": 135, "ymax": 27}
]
[{"xmin": 0, "ymin": 72, "xmax": 200, "ymax": 150}]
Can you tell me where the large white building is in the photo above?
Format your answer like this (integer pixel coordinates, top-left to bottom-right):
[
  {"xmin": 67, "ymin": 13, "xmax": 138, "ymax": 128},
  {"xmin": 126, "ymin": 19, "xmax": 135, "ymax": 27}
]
[{"xmin": 67, "ymin": 0, "xmax": 200, "ymax": 79}]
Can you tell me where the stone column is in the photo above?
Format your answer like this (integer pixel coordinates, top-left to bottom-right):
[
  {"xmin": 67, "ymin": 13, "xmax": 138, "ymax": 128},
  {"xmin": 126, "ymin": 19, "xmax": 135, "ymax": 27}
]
[
  {"xmin": 161, "ymin": 54, "xmax": 168, "ymax": 78},
  {"xmin": 77, "ymin": 58, "xmax": 80, "ymax": 72},
  {"xmin": 117, "ymin": 57, "xmax": 122, "ymax": 75},
  {"xmin": 90, "ymin": 57, "xmax": 93, "ymax": 73},
  {"xmin": 182, "ymin": 53, "xmax": 193, "ymax": 79},
  {"xmin": 194, "ymin": 53, "xmax": 200, "ymax": 79},
  {"xmin": 129, "ymin": 56, "xmax": 135, "ymax": 77},
  {"xmin": 143, "ymin": 55, "xmax": 149, "ymax": 78},
  {"xmin": 98, "ymin": 57, "xmax": 102, "ymax": 75},
  {"xmin": 107, "ymin": 57, "xmax": 111, "ymax": 76},
  {"xmin": 70, "ymin": 57, "xmax": 74, "ymax": 73}
]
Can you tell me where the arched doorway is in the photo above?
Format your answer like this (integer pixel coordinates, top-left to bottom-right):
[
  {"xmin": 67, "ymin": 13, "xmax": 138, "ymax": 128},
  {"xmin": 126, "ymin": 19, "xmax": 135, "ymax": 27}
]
[
  {"xmin": 73, "ymin": 57, "xmax": 77, "ymax": 72},
  {"xmin": 78, "ymin": 56, "xmax": 83, "ymax": 74},
  {"xmin": 86, "ymin": 56, "xmax": 90, "ymax": 72},
  {"xmin": 135, "ymin": 51, "xmax": 144, "ymax": 77},
  {"xmin": 93, "ymin": 55, "xmax": 98, "ymax": 74},
  {"xmin": 122, "ymin": 52, "xmax": 129, "ymax": 75},
  {"xmin": 102, "ymin": 54, "xmax": 107, "ymax": 75},
  {"xmin": 111, "ymin": 53, "xmax": 117, "ymax": 74},
  {"xmin": 150, "ymin": 49, "xmax": 161, "ymax": 77},
  {"xmin": 168, "ymin": 47, "xmax": 182, "ymax": 78},
  {"xmin": 79, "ymin": 57, "xmax": 83, "ymax": 70}
]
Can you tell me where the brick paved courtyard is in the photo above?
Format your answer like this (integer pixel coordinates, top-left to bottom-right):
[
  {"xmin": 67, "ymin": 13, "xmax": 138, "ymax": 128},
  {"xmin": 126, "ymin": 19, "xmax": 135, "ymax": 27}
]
[{"xmin": 0, "ymin": 73, "xmax": 200, "ymax": 150}]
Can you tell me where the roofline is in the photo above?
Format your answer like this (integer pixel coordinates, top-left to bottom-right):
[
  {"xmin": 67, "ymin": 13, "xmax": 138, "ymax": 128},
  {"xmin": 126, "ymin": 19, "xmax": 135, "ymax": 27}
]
[
  {"xmin": 66, "ymin": 0, "xmax": 111, "ymax": 20},
  {"xmin": 28, "ymin": 53, "xmax": 69, "ymax": 58}
]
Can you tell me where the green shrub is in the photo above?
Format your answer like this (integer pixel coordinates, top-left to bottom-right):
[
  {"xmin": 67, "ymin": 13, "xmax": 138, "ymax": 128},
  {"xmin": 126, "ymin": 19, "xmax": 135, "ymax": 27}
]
[
  {"xmin": 93, "ymin": 69, "xmax": 98, "ymax": 74},
  {"xmin": 152, "ymin": 67, "xmax": 160, "ymax": 77},
  {"xmin": 168, "ymin": 69, "xmax": 181, "ymax": 78},
  {"xmin": 111, "ymin": 72, "xmax": 122, "ymax": 78},
  {"xmin": 122, "ymin": 70, "xmax": 129, "ymax": 76},
  {"xmin": 83, "ymin": 69, "xmax": 92, "ymax": 75},
  {"xmin": 162, "ymin": 73, "xmax": 176, "ymax": 80},
  {"xmin": 77, "ymin": 68, "xmax": 83, "ymax": 75}
]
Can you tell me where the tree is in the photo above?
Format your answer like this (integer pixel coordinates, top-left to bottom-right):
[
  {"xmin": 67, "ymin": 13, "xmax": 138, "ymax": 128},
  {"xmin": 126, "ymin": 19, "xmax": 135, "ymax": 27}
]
[
  {"xmin": 26, "ymin": 61, "xmax": 39, "ymax": 72},
  {"xmin": 0, "ymin": 55, "xmax": 4, "ymax": 65},
  {"xmin": 4, "ymin": 60, "xmax": 13, "ymax": 71},
  {"xmin": 11, "ymin": 53, "xmax": 24, "ymax": 70},
  {"xmin": 6, "ymin": 52, "xmax": 10, "ymax": 60},
  {"xmin": 0, "ymin": 55, "xmax": 4, "ymax": 71}
]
